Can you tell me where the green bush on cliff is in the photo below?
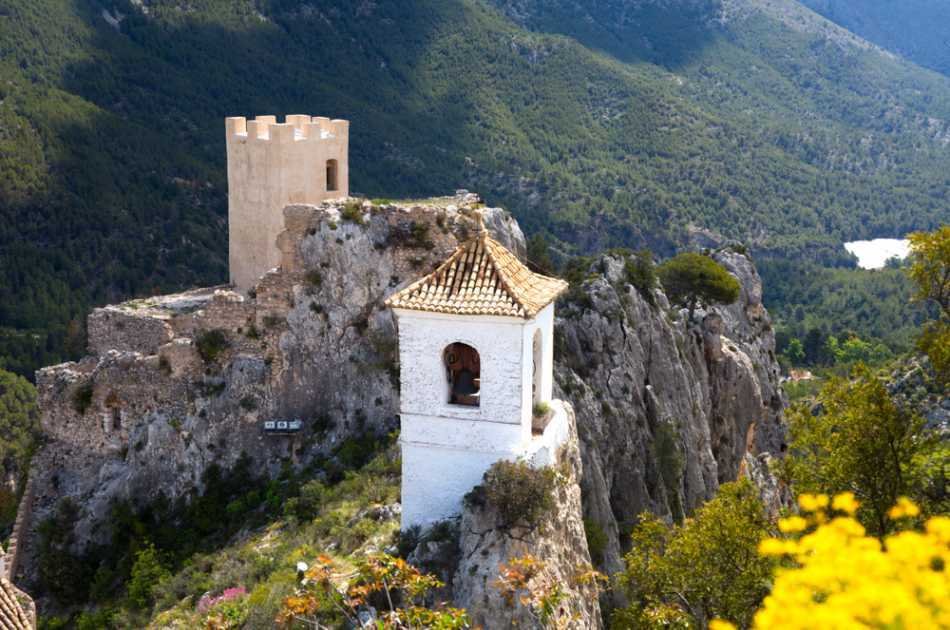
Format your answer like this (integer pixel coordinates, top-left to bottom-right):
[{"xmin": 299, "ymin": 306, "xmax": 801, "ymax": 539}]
[
  {"xmin": 475, "ymin": 459, "xmax": 557, "ymax": 528},
  {"xmin": 127, "ymin": 543, "xmax": 170, "ymax": 610},
  {"xmin": 195, "ymin": 329, "xmax": 229, "ymax": 363},
  {"xmin": 583, "ymin": 519, "xmax": 608, "ymax": 566},
  {"xmin": 624, "ymin": 250, "xmax": 658, "ymax": 305},
  {"xmin": 71, "ymin": 382, "xmax": 94, "ymax": 415}
]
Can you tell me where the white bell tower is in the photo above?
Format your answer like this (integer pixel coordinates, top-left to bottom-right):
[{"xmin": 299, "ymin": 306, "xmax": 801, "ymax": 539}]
[{"xmin": 387, "ymin": 221, "xmax": 568, "ymax": 529}]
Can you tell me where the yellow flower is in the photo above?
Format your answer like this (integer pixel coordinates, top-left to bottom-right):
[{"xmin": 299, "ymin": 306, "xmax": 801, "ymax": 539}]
[
  {"xmin": 926, "ymin": 516, "xmax": 950, "ymax": 543},
  {"xmin": 778, "ymin": 516, "xmax": 808, "ymax": 534},
  {"xmin": 758, "ymin": 538, "xmax": 794, "ymax": 557},
  {"xmin": 751, "ymin": 509, "xmax": 950, "ymax": 629},
  {"xmin": 798, "ymin": 493, "xmax": 830, "ymax": 512},
  {"xmin": 831, "ymin": 492, "xmax": 859, "ymax": 515},
  {"xmin": 888, "ymin": 496, "xmax": 921, "ymax": 520},
  {"xmin": 709, "ymin": 620, "xmax": 737, "ymax": 630}
]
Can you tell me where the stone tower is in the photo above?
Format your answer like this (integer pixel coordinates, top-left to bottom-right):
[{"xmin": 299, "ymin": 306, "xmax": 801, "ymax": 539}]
[
  {"xmin": 225, "ymin": 115, "xmax": 349, "ymax": 290},
  {"xmin": 386, "ymin": 221, "xmax": 569, "ymax": 529}
]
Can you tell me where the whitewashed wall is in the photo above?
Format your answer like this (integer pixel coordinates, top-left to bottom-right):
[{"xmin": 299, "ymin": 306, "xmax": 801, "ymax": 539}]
[
  {"xmin": 394, "ymin": 309, "xmax": 528, "ymax": 428},
  {"xmin": 395, "ymin": 306, "xmax": 559, "ymax": 529}
]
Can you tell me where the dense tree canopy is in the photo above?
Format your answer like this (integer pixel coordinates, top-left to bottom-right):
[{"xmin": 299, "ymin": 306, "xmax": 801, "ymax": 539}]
[
  {"xmin": 908, "ymin": 226, "xmax": 950, "ymax": 317},
  {"xmin": 763, "ymin": 260, "xmax": 928, "ymax": 364},
  {"xmin": 614, "ymin": 480, "xmax": 774, "ymax": 629},
  {"xmin": 908, "ymin": 226, "xmax": 950, "ymax": 383},
  {"xmin": 0, "ymin": 368, "xmax": 38, "ymax": 537},
  {"xmin": 781, "ymin": 366, "xmax": 944, "ymax": 536}
]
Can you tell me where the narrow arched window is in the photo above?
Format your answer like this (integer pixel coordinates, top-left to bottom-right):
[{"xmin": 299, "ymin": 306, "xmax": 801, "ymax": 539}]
[
  {"xmin": 532, "ymin": 329, "xmax": 543, "ymax": 405},
  {"xmin": 444, "ymin": 343, "xmax": 480, "ymax": 407},
  {"xmin": 326, "ymin": 159, "xmax": 339, "ymax": 192}
]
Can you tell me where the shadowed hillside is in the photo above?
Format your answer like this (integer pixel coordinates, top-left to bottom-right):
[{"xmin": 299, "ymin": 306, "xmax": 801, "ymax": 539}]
[
  {"xmin": 1, "ymin": 0, "xmax": 949, "ymax": 376},
  {"xmin": 801, "ymin": 0, "xmax": 950, "ymax": 77}
]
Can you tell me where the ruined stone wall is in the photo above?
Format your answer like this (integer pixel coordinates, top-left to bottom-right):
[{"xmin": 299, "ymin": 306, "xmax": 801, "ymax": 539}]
[
  {"xmin": 87, "ymin": 308, "xmax": 174, "ymax": 356},
  {"xmin": 1, "ymin": 474, "xmax": 33, "ymax": 583}
]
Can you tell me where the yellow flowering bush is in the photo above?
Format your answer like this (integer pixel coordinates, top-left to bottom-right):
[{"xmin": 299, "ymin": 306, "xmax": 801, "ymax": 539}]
[{"xmin": 717, "ymin": 493, "xmax": 950, "ymax": 630}]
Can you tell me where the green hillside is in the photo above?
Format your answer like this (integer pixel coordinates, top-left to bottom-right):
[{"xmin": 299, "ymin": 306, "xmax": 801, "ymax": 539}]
[
  {"xmin": 1, "ymin": 0, "xmax": 949, "ymax": 376},
  {"xmin": 800, "ymin": 0, "xmax": 950, "ymax": 77}
]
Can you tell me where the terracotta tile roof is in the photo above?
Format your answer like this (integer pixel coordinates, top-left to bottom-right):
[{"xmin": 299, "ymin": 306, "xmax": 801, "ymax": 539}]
[
  {"xmin": 387, "ymin": 230, "xmax": 567, "ymax": 318},
  {"xmin": 0, "ymin": 579, "xmax": 33, "ymax": 630}
]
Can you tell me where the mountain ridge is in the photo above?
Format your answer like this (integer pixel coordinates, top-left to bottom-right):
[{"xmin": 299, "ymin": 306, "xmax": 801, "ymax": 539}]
[{"xmin": 1, "ymin": 0, "xmax": 949, "ymax": 376}]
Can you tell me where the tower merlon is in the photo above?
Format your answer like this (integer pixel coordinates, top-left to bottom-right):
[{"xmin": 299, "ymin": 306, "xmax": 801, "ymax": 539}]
[{"xmin": 226, "ymin": 115, "xmax": 350, "ymax": 143}]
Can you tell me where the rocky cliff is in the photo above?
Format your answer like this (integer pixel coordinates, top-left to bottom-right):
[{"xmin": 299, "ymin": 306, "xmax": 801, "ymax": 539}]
[
  {"xmin": 556, "ymin": 250, "xmax": 787, "ymax": 575},
  {"xmin": 23, "ymin": 192, "xmax": 522, "ymax": 588},
  {"xmin": 22, "ymin": 192, "xmax": 786, "ymax": 612},
  {"xmin": 453, "ymin": 401, "xmax": 602, "ymax": 629}
]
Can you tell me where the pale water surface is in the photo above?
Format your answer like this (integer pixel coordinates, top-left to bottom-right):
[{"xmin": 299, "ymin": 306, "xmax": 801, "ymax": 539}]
[{"xmin": 844, "ymin": 238, "xmax": 910, "ymax": 269}]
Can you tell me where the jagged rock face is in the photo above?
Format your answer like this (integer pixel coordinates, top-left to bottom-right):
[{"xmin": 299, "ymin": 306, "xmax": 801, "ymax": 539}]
[
  {"xmin": 23, "ymin": 193, "xmax": 523, "ymax": 588},
  {"xmin": 453, "ymin": 402, "xmax": 602, "ymax": 629},
  {"xmin": 556, "ymin": 251, "xmax": 786, "ymax": 575}
]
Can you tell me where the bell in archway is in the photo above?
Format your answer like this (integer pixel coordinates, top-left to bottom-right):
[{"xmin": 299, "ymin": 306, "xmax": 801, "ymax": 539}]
[{"xmin": 453, "ymin": 368, "xmax": 479, "ymax": 396}]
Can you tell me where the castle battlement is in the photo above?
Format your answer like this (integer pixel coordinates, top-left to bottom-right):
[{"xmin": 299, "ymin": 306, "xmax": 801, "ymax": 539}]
[
  {"xmin": 226, "ymin": 115, "xmax": 349, "ymax": 143},
  {"xmin": 226, "ymin": 114, "xmax": 349, "ymax": 289}
]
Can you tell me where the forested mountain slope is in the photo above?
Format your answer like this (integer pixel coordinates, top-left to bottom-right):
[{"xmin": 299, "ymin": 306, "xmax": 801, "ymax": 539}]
[
  {"xmin": 800, "ymin": 0, "xmax": 950, "ymax": 77},
  {"xmin": 1, "ymin": 0, "xmax": 949, "ymax": 376}
]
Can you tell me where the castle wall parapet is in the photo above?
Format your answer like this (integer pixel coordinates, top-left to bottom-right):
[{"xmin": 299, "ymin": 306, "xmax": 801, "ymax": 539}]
[
  {"xmin": 3, "ymin": 473, "xmax": 34, "ymax": 583},
  {"xmin": 226, "ymin": 115, "xmax": 349, "ymax": 143},
  {"xmin": 88, "ymin": 307, "xmax": 174, "ymax": 356}
]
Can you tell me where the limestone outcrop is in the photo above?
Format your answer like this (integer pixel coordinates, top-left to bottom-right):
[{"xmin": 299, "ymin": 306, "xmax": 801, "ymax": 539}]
[
  {"xmin": 556, "ymin": 250, "xmax": 787, "ymax": 576},
  {"xmin": 23, "ymin": 193, "xmax": 523, "ymax": 588},
  {"xmin": 452, "ymin": 401, "xmax": 602, "ymax": 629}
]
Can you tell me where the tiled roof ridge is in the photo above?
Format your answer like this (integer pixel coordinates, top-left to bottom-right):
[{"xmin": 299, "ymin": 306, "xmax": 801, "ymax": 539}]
[
  {"xmin": 481, "ymin": 233, "xmax": 520, "ymax": 308},
  {"xmin": 386, "ymin": 227, "xmax": 567, "ymax": 318},
  {"xmin": 0, "ymin": 578, "xmax": 32, "ymax": 630}
]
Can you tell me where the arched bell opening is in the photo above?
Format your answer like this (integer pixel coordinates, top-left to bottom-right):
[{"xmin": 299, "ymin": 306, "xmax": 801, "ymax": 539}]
[{"xmin": 444, "ymin": 342, "xmax": 480, "ymax": 407}]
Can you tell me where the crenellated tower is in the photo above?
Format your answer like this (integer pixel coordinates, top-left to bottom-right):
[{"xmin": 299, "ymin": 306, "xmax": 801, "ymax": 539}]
[{"xmin": 225, "ymin": 115, "xmax": 349, "ymax": 290}]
